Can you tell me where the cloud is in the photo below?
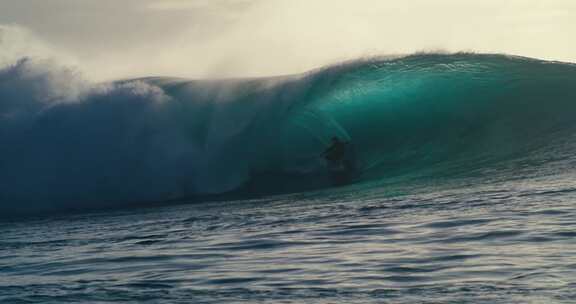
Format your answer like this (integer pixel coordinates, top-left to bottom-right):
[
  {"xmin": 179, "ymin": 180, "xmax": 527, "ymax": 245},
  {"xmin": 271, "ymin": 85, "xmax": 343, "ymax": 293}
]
[
  {"xmin": 0, "ymin": 0, "xmax": 250, "ymax": 53},
  {"xmin": 1, "ymin": 0, "xmax": 575, "ymax": 80},
  {"xmin": 147, "ymin": 0, "xmax": 255, "ymax": 11},
  {"xmin": 0, "ymin": 0, "xmax": 262, "ymax": 79}
]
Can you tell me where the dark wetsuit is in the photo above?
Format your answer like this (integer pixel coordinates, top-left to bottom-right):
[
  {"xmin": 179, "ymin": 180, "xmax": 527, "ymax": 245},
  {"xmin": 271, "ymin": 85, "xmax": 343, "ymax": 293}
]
[
  {"xmin": 324, "ymin": 141, "xmax": 347, "ymax": 165},
  {"xmin": 323, "ymin": 139, "xmax": 356, "ymax": 185}
]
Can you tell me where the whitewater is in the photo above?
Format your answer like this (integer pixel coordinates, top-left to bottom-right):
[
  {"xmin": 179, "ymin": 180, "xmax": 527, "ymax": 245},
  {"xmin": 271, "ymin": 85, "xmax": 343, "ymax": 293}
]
[{"xmin": 2, "ymin": 52, "xmax": 576, "ymax": 303}]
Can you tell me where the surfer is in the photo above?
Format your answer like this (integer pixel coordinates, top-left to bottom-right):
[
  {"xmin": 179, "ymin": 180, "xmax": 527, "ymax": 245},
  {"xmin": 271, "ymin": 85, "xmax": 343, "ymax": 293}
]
[
  {"xmin": 322, "ymin": 137, "xmax": 356, "ymax": 185},
  {"xmin": 322, "ymin": 137, "xmax": 348, "ymax": 169}
]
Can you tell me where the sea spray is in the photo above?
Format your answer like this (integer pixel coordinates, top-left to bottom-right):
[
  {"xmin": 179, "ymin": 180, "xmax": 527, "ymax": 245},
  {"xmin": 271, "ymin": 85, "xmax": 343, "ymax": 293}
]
[{"xmin": 2, "ymin": 51, "xmax": 576, "ymax": 216}]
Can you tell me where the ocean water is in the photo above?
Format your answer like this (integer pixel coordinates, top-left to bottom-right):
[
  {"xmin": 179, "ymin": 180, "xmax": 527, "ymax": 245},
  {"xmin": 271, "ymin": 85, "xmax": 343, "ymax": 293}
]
[
  {"xmin": 2, "ymin": 52, "xmax": 576, "ymax": 303},
  {"xmin": 3, "ymin": 176, "xmax": 576, "ymax": 303}
]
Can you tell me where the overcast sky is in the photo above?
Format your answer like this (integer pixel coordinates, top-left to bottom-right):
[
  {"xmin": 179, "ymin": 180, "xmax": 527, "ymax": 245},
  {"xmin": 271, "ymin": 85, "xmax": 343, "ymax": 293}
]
[{"xmin": 1, "ymin": 0, "xmax": 575, "ymax": 80}]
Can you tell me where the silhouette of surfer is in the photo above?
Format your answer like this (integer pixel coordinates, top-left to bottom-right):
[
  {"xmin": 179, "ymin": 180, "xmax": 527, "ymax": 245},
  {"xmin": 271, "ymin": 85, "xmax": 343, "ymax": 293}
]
[
  {"xmin": 322, "ymin": 137, "xmax": 347, "ymax": 168},
  {"xmin": 322, "ymin": 136, "xmax": 355, "ymax": 185}
]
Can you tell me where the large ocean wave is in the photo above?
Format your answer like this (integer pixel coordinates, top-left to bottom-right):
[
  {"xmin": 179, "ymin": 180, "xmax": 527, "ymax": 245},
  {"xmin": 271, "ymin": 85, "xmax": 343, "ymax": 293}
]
[{"xmin": 2, "ymin": 52, "xmax": 576, "ymax": 216}]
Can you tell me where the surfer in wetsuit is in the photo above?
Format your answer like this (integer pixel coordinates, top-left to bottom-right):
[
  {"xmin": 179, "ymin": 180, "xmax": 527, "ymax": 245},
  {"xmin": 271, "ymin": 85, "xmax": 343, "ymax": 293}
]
[
  {"xmin": 322, "ymin": 137, "xmax": 349, "ymax": 169},
  {"xmin": 322, "ymin": 136, "xmax": 355, "ymax": 185}
]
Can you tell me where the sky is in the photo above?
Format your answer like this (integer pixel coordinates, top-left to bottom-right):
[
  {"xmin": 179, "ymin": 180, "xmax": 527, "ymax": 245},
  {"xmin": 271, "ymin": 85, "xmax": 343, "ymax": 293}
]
[{"xmin": 1, "ymin": 0, "xmax": 575, "ymax": 80}]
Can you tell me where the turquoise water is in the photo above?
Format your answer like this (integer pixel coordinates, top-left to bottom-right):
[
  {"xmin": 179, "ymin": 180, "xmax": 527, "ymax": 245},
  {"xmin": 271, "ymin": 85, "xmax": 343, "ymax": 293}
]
[{"xmin": 2, "ymin": 53, "xmax": 576, "ymax": 302}]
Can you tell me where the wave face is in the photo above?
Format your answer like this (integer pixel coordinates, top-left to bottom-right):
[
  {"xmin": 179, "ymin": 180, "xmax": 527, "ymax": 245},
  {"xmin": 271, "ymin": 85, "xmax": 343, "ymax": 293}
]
[{"xmin": 2, "ymin": 53, "xmax": 576, "ymax": 215}]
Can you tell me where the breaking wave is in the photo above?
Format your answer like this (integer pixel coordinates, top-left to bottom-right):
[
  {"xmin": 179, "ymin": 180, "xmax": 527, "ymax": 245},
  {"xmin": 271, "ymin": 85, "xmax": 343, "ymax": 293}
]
[{"xmin": 2, "ymin": 50, "xmax": 576, "ymax": 216}]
